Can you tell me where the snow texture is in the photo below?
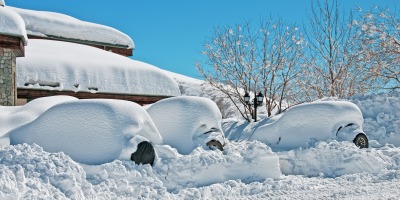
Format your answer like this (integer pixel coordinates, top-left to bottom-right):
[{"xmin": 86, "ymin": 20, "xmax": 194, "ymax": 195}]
[
  {"xmin": 147, "ymin": 96, "xmax": 226, "ymax": 155},
  {"xmin": 349, "ymin": 92, "xmax": 400, "ymax": 147},
  {"xmin": 8, "ymin": 98, "xmax": 163, "ymax": 165},
  {"xmin": 246, "ymin": 101, "xmax": 364, "ymax": 151},
  {"xmin": 0, "ymin": 6, "xmax": 28, "ymax": 44},
  {"xmin": 17, "ymin": 39, "xmax": 181, "ymax": 96},
  {"xmin": 1, "ymin": 80, "xmax": 400, "ymax": 198},
  {"xmin": 9, "ymin": 6, "xmax": 134, "ymax": 48},
  {"xmin": 0, "ymin": 96, "xmax": 77, "ymax": 147}
]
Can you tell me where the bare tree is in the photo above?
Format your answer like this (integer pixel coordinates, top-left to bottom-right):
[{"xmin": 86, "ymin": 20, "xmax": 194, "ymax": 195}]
[
  {"xmin": 196, "ymin": 18, "xmax": 303, "ymax": 120},
  {"xmin": 297, "ymin": 0, "xmax": 374, "ymax": 101},
  {"xmin": 259, "ymin": 18, "xmax": 303, "ymax": 115},
  {"xmin": 355, "ymin": 5, "xmax": 400, "ymax": 91}
]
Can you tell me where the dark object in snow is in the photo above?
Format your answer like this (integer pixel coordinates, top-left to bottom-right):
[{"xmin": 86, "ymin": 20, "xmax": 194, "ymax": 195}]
[
  {"xmin": 131, "ymin": 141, "xmax": 155, "ymax": 166},
  {"xmin": 206, "ymin": 140, "xmax": 224, "ymax": 151},
  {"xmin": 353, "ymin": 133, "xmax": 369, "ymax": 148}
]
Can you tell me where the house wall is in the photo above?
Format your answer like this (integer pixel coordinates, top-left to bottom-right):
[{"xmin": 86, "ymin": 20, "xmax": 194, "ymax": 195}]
[{"xmin": 0, "ymin": 48, "xmax": 17, "ymax": 106}]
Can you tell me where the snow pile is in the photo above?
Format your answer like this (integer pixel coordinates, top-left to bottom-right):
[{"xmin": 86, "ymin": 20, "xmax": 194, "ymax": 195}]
[
  {"xmin": 147, "ymin": 96, "xmax": 225, "ymax": 155},
  {"xmin": 349, "ymin": 92, "xmax": 400, "ymax": 146},
  {"xmin": 0, "ymin": 6, "xmax": 28, "ymax": 44},
  {"xmin": 279, "ymin": 141, "xmax": 387, "ymax": 177},
  {"xmin": 17, "ymin": 40, "xmax": 180, "ymax": 96},
  {"xmin": 0, "ymin": 144, "xmax": 95, "ymax": 199},
  {"xmin": 10, "ymin": 7, "xmax": 134, "ymax": 48},
  {"xmin": 8, "ymin": 98, "xmax": 162, "ymax": 165},
  {"xmin": 1, "ymin": 92, "xmax": 400, "ymax": 198},
  {"xmin": 154, "ymin": 141, "xmax": 281, "ymax": 191}
]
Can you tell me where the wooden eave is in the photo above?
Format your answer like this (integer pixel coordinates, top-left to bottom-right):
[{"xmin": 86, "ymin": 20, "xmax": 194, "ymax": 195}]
[
  {"xmin": 0, "ymin": 34, "xmax": 25, "ymax": 57},
  {"xmin": 17, "ymin": 88, "xmax": 172, "ymax": 105},
  {"xmin": 28, "ymin": 35, "xmax": 133, "ymax": 57}
]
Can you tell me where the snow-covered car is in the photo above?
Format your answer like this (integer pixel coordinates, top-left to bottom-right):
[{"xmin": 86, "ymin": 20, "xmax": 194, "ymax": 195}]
[
  {"xmin": 146, "ymin": 96, "xmax": 226, "ymax": 155},
  {"xmin": 250, "ymin": 101, "xmax": 368, "ymax": 151},
  {"xmin": 7, "ymin": 97, "xmax": 163, "ymax": 165}
]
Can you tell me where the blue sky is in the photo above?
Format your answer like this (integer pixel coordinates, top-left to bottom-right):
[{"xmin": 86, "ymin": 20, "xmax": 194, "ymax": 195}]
[{"xmin": 6, "ymin": 0, "xmax": 392, "ymax": 79}]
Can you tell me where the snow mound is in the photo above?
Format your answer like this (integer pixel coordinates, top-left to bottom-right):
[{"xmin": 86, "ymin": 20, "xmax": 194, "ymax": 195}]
[
  {"xmin": 147, "ymin": 96, "xmax": 225, "ymax": 155},
  {"xmin": 10, "ymin": 7, "xmax": 133, "ymax": 48},
  {"xmin": 279, "ymin": 141, "xmax": 388, "ymax": 177},
  {"xmin": 0, "ymin": 144, "xmax": 95, "ymax": 199},
  {"xmin": 349, "ymin": 92, "xmax": 400, "ymax": 146},
  {"xmin": 0, "ymin": 6, "xmax": 28, "ymax": 44},
  {"xmin": 154, "ymin": 141, "xmax": 281, "ymax": 191},
  {"xmin": 9, "ymin": 98, "xmax": 162, "ymax": 165},
  {"xmin": 17, "ymin": 40, "xmax": 180, "ymax": 96}
]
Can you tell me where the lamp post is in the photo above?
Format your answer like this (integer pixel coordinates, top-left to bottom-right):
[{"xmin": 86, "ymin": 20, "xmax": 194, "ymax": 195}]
[{"xmin": 243, "ymin": 91, "xmax": 264, "ymax": 122}]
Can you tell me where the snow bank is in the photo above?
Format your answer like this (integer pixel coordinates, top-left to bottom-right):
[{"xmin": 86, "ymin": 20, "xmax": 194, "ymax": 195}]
[
  {"xmin": 154, "ymin": 141, "xmax": 281, "ymax": 191},
  {"xmin": 9, "ymin": 7, "xmax": 134, "ymax": 48},
  {"xmin": 147, "ymin": 96, "xmax": 225, "ymax": 155},
  {"xmin": 17, "ymin": 40, "xmax": 180, "ymax": 96},
  {"xmin": 279, "ymin": 141, "xmax": 388, "ymax": 177},
  {"xmin": 0, "ymin": 144, "xmax": 95, "ymax": 199},
  {"xmin": 349, "ymin": 92, "xmax": 400, "ymax": 146},
  {"xmin": 0, "ymin": 6, "xmax": 28, "ymax": 44},
  {"xmin": 8, "ymin": 98, "xmax": 162, "ymax": 165}
]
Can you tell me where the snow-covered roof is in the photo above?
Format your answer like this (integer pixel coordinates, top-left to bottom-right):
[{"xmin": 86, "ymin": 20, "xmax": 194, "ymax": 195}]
[
  {"xmin": 0, "ymin": 6, "xmax": 28, "ymax": 44},
  {"xmin": 17, "ymin": 39, "xmax": 180, "ymax": 96},
  {"xmin": 9, "ymin": 7, "xmax": 134, "ymax": 49}
]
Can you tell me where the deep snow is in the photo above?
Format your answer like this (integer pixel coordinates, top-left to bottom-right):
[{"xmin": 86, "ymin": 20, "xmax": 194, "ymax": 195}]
[
  {"xmin": 17, "ymin": 39, "xmax": 180, "ymax": 96},
  {"xmin": 0, "ymin": 92, "xmax": 400, "ymax": 199}
]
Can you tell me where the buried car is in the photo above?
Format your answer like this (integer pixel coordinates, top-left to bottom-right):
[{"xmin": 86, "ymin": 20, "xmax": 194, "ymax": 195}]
[
  {"xmin": 146, "ymin": 96, "xmax": 226, "ymax": 155},
  {"xmin": 249, "ymin": 100, "xmax": 368, "ymax": 151},
  {"xmin": 7, "ymin": 97, "xmax": 162, "ymax": 165}
]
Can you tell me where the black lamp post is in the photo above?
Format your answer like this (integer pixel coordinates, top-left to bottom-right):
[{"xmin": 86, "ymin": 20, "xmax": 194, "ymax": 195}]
[{"xmin": 244, "ymin": 91, "xmax": 264, "ymax": 122}]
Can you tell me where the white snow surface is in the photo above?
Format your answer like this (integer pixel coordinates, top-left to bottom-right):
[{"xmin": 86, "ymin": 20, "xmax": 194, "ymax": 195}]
[
  {"xmin": 0, "ymin": 96, "xmax": 77, "ymax": 147},
  {"xmin": 17, "ymin": 40, "xmax": 180, "ymax": 96},
  {"xmin": 250, "ymin": 100, "xmax": 364, "ymax": 151},
  {"xmin": 147, "ymin": 96, "xmax": 225, "ymax": 155},
  {"xmin": 1, "ymin": 86, "xmax": 400, "ymax": 198},
  {"xmin": 0, "ymin": 6, "xmax": 28, "ymax": 44},
  {"xmin": 9, "ymin": 7, "xmax": 134, "ymax": 48},
  {"xmin": 7, "ymin": 98, "xmax": 163, "ymax": 165}
]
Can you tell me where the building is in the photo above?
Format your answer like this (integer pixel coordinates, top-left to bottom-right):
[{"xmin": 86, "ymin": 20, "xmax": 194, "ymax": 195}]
[{"xmin": 0, "ymin": 2, "xmax": 180, "ymax": 106}]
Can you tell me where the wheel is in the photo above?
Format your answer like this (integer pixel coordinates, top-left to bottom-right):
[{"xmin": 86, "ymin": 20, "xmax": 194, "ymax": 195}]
[
  {"xmin": 206, "ymin": 140, "xmax": 223, "ymax": 151},
  {"xmin": 353, "ymin": 134, "xmax": 369, "ymax": 148},
  {"xmin": 131, "ymin": 141, "xmax": 155, "ymax": 166}
]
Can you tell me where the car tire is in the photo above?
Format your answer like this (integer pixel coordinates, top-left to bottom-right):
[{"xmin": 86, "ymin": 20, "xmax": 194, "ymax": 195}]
[
  {"xmin": 206, "ymin": 140, "xmax": 224, "ymax": 151},
  {"xmin": 353, "ymin": 133, "xmax": 369, "ymax": 148},
  {"xmin": 131, "ymin": 141, "xmax": 155, "ymax": 166}
]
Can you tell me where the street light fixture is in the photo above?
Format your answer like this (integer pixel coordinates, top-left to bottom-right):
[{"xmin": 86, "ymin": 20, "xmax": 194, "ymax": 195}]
[{"xmin": 243, "ymin": 91, "xmax": 264, "ymax": 122}]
